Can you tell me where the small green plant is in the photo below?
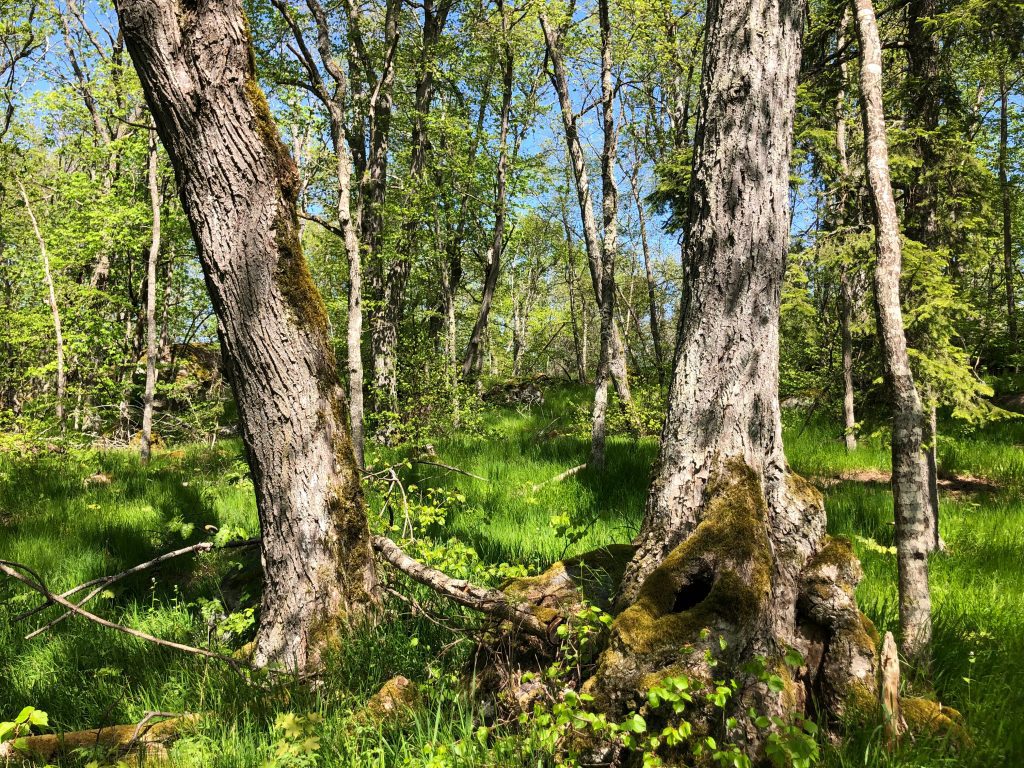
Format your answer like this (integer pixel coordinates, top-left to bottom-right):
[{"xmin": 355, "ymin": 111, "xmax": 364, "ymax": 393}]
[
  {"xmin": 0, "ymin": 706, "xmax": 49, "ymax": 753},
  {"xmin": 264, "ymin": 712, "xmax": 323, "ymax": 768}
]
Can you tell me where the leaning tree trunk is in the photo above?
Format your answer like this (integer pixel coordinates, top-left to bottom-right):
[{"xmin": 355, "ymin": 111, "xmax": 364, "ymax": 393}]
[
  {"xmin": 584, "ymin": 0, "xmax": 883, "ymax": 753},
  {"xmin": 854, "ymin": 0, "xmax": 932, "ymax": 664},
  {"xmin": 117, "ymin": 0, "xmax": 379, "ymax": 672},
  {"xmin": 140, "ymin": 127, "xmax": 161, "ymax": 464}
]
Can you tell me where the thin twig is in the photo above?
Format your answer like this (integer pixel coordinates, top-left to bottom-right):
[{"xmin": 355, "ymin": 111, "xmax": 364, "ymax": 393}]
[
  {"xmin": 0, "ymin": 559, "xmax": 242, "ymax": 667},
  {"xmin": 16, "ymin": 538, "xmax": 259, "ymax": 636}
]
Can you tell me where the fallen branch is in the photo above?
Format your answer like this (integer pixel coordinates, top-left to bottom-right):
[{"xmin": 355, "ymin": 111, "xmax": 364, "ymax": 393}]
[
  {"xmin": 531, "ymin": 463, "xmax": 586, "ymax": 492},
  {"xmin": 18, "ymin": 538, "xmax": 259, "ymax": 638},
  {"xmin": 371, "ymin": 535, "xmax": 559, "ymax": 640},
  {"xmin": 413, "ymin": 459, "xmax": 487, "ymax": 482},
  {"xmin": 0, "ymin": 559, "xmax": 241, "ymax": 667}
]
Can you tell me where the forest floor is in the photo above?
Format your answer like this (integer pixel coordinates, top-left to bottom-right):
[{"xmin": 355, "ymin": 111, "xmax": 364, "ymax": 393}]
[{"xmin": 1, "ymin": 384, "xmax": 1023, "ymax": 767}]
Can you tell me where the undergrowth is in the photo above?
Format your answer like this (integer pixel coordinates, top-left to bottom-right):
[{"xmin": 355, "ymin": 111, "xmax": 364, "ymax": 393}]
[{"xmin": 0, "ymin": 385, "xmax": 1021, "ymax": 766}]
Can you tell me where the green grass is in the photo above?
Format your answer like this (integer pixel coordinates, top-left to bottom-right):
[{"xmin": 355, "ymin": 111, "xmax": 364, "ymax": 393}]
[{"xmin": 1, "ymin": 388, "xmax": 1022, "ymax": 766}]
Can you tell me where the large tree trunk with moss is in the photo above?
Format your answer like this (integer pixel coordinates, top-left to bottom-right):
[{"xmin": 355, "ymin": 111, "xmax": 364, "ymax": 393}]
[
  {"xmin": 582, "ymin": 0, "xmax": 884, "ymax": 754},
  {"xmin": 854, "ymin": 0, "xmax": 932, "ymax": 664},
  {"xmin": 117, "ymin": 0, "xmax": 379, "ymax": 672}
]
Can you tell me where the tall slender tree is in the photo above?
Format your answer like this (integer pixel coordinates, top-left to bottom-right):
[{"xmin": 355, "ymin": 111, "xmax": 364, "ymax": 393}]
[{"xmin": 854, "ymin": 0, "xmax": 932, "ymax": 663}]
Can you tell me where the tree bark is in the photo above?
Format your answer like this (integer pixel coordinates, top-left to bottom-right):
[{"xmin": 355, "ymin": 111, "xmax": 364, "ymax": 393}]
[
  {"xmin": 116, "ymin": 0, "xmax": 379, "ymax": 671},
  {"xmin": 540, "ymin": 12, "xmax": 633, "ymax": 410},
  {"xmin": 140, "ymin": 127, "xmax": 161, "ymax": 463},
  {"xmin": 589, "ymin": 0, "xmax": 618, "ymax": 470},
  {"xmin": 370, "ymin": 0, "xmax": 452, "ymax": 418},
  {"xmin": 19, "ymin": 182, "xmax": 65, "ymax": 433},
  {"xmin": 854, "ymin": 0, "xmax": 932, "ymax": 663},
  {"xmin": 585, "ymin": 0, "xmax": 883, "ymax": 752}
]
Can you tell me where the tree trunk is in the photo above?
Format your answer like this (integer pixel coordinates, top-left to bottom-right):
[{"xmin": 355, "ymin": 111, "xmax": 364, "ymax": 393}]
[
  {"xmin": 140, "ymin": 128, "xmax": 161, "ymax": 463},
  {"xmin": 586, "ymin": 0, "xmax": 883, "ymax": 752},
  {"xmin": 371, "ymin": 0, "xmax": 450, "ymax": 418},
  {"xmin": 1000, "ymin": 68, "xmax": 1016, "ymax": 349},
  {"xmin": 462, "ymin": 23, "xmax": 513, "ymax": 378},
  {"xmin": 835, "ymin": 10, "xmax": 858, "ymax": 452},
  {"xmin": 540, "ymin": 12, "xmax": 632, "ymax": 410},
  {"xmin": 629, "ymin": 162, "xmax": 665, "ymax": 386},
  {"xmin": 117, "ymin": 0, "xmax": 379, "ymax": 672},
  {"xmin": 19, "ymin": 182, "xmax": 65, "ymax": 433},
  {"xmin": 854, "ymin": 0, "xmax": 932, "ymax": 663},
  {"xmin": 589, "ymin": 0, "xmax": 618, "ymax": 470},
  {"xmin": 840, "ymin": 274, "xmax": 858, "ymax": 451}
]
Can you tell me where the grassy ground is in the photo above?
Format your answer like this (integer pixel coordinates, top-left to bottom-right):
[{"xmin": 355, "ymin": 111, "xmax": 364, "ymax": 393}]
[{"xmin": 1, "ymin": 384, "xmax": 1022, "ymax": 766}]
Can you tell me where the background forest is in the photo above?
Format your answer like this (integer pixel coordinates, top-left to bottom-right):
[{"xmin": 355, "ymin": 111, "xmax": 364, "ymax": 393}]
[{"xmin": 0, "ymin": 0, "xmax": 1023, "ymax": 764}]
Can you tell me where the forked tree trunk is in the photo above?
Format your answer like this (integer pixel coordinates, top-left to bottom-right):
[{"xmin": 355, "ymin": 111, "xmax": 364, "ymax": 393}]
[
  {"xmin": 117, "ymin": 0, "xmax": 379, "ymax": 672},
  {"xmin": 140, "ymin": 128, "xmax": 161, "ymax": 464},
  {"xmin": 540, "ymin": 12, "xmax": 633, "ymax": 411},
  {"xmin": 272, "ymin": 0, "xmax": 368, "ymax": 466},
  {"xmin": 585, "ymin": 0, "xmax": 882, "ymax": 751},
  {"xmin": 854, "ymin": 0, "xmax": 932, "ymax": 663}
]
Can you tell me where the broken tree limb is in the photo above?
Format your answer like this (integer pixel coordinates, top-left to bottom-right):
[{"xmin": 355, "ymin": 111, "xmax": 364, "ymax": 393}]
[
  {"xmin": 880, "ymin": 631, "xmax": 907, "ymax": 748},
  {"xmin": 413, "ymin": 459, "xmax": 488, "ymax": 482},
  {"xmin": 0, "ymin": 559, "xmax": 241, "ymax": 667},
  {"xmin": 19, "ymin": 538, "xmax": 259, "ymax": 638},
  {"xmin": 370, "ymin": 535, "xmax": 561, "ymax": 640},
  {"xmin": 531, "ymin": 463, "xmax": 586, "ymax": 492}
]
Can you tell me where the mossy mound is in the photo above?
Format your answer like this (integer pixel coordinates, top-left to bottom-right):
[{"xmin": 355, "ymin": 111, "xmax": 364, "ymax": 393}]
[{"xmin": 902, "ymin": 697, "xmax": 971, "ymax": 750}]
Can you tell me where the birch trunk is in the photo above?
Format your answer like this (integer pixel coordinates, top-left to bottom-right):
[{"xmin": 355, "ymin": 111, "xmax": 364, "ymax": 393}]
[
  {"xmin": 836, "ymin": 12, "xmax": 858, "ymax": 451},
  {"xmin": 629, "ymin": 162, "xmax": 665, "ymax": 386},
  {"xmin": 854, "ymin": 0, "xmax": 932, "ymax": 663},
  {"xmin": 140, "ymin": 128, "xmax": 161, "ymax": 463},
  {"xmin": 19, "ymin": 182, "xmax": 65, "ymax": 433},
  {"xmin": 589, "ymin": 0, "xmax": 618, "ymax": 470},
  {"xmin": 117, "ymin": 0, "xmax": 379, "ymax": 671}
]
